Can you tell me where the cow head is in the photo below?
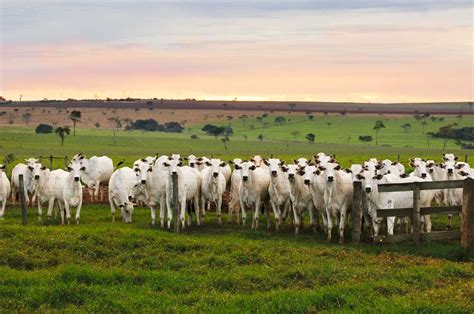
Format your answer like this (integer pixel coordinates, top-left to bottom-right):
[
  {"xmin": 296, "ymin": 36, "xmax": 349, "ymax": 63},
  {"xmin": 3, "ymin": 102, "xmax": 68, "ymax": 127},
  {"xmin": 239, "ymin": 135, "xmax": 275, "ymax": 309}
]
[
  {"xmin": 356, "ymin": 170, "xmax": 384, "ymax": 194},
  {"xmin": 134, "ymin": 159, "xmax": 153, "ymax": 184},
  {"xmin": 118, "ymin": 201, "xmax": 135, "ymax": 223},
  {"xmin": 237, "ymin": 161, "xmax": 257, "ymax": 182},
  {"xmin": 322, "ymin": 162, "xmax": 341, "ymax": 183},
  {"xmin": 265, "ymin": 158, "xmax": 284, "ymax": 177},
  {"xmin": 162, "ymin": 158, "xmax": 182, "ymax": 175},
  {"xmin": 28, "ymin": 163, "xmax": 46, "ymax": 181},
  {"xmin": 207, "ymin": 159, "xmax": 226, "ymax": 178},
  {"xmin": 301, "ymin": 165, "xmax": 318, "ymax": 186},
  {"xmin": 67, "ymin": 163, "xmax": 84, "ymax": 182}
]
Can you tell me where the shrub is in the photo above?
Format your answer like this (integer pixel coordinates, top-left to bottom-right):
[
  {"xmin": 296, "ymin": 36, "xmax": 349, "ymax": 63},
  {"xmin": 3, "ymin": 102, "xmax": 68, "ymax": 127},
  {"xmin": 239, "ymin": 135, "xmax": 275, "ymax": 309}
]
[{"xmin": 35, "ymin": 124, "xmax": 53, "ymax": 134}]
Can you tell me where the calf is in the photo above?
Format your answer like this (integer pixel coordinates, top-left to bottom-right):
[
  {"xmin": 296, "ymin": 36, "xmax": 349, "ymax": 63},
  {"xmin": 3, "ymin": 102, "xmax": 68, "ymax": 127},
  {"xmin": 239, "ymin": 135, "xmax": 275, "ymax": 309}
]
[
  {"xmin": 0, "ymin": 165, "xmax": 11, "ymax": 219},
  {"xmin": 200, "ymin": 159, "xmax": 227, "ymax": 224},
  {"xmin": 109, "ymin": 167, "xmax": 136, "ymax": 223},
  {"xmin": 235, "ymin": 161, "xmax": 271, "ymax": 230},
  {"xmin": 265, "ymin": 158, "xmax": 291, "ymax": 231}
]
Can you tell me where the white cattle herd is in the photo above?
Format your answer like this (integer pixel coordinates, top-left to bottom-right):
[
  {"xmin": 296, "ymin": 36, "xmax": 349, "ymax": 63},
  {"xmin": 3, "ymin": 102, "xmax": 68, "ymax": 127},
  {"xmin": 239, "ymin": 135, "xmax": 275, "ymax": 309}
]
[{"xmin": 0, "ymin": 152, "xmax": 472, "ymax": 243}]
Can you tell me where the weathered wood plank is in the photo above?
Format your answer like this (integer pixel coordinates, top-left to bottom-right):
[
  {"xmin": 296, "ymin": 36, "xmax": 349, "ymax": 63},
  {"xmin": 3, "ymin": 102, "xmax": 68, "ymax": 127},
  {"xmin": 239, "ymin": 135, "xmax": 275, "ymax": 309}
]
[
  {"xmin": 412, "ymin": 182, "xmax": 421, "ymax": 245},
  {"xmin": 377, "ymin": 207, "xmax": 413, "ymax": 218},
  {"xmin": 373, "ymin": 233, "xmax": 412, "ymax": 243},
  {"xmin": 421, "ymin": 206, "xmax": 461, "ymax": 215},
  {"xmin": 351, "ymin": 181, "xmax": 363, "ymax": 244},
  {"xmin": 461, "ymin": 178, "xmax": 473, "ymax": 251},
  {"xmin": 378, "ymin": 180, "xmax": 464, "ymax": 192},
  {"xmin": 421, "ymin": 230, "xmax": 461, "ymax": 241}
]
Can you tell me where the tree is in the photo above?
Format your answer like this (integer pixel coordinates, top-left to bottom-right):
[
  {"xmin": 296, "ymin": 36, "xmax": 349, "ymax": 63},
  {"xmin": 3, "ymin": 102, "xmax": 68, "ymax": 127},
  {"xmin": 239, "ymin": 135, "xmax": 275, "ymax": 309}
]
[
  {"xmin": 257, "ymin": 134, "xmax": 264, "ymax": 141},
  {"xmin": 421, "ymin": 120, "xmax": 428, "ymax": 134},
  {"xmin": 308, "ymin": 115, "xmax": 314, "ymax": 120},
  {"xmin": 305, "ymin": 133, "xmax": 315, "ymax": 143},
  {"xmin": 437, "ymin": 124, "xmax": 454, "ymax": 150},
  {"xmin": 238, "ymin": 114, "xmax": 248, "ymax": 127},
  {"xmin": 35, "ymin": 124, "xmax": 53, "ymax": 134},
  {"xmin": 373, "ymin": 120, "xmax": 385, "ymax": 146},
  {"xmin": 426, "ymin": 132, "xmax": 434, "ymax": 148},
  {"xmin": 221, "ymin": 136, "xmax": 230, "ymax": 150},
  {"xmin": 401, "ymin": 123, "xmax": 411, "ymax": 133},
  {"xmin": 290, "ymin": 131, "xmax": 300, "ymax": 141},
  {"xmin": 456, "ymin": 114, "xmax": 463, "ymax": 127},
  {"xmin": 108, "ymin": 117, "xmax": 122, "ymax": 146},
  {"xmin": 3, "ymin": 153, "xmax": 15, "ymax": 169},
  {"xmin": 69, "ymin": 110, "xmax": 81, "ymax": 136},
  {"xmin": 95, "ymin": 122, "xmax": 101, "ymax": 128},
  {"xmin": 326, "ymin": 122, "xmax": 332, "ymax": 127},
  {"xmin": 274, "ymin": 116, "xmax": 286, "ymax": 125},
  {"xmin": 22, "ymin": 112, "xmax": 32, "ymax": 125},
  {"xmin": 358, "ymin": 135, "xmax": 373, "ymax": 143},
  {"xmin": 54, "ymin": 126, "xmax": 71, "ymax": 146}
]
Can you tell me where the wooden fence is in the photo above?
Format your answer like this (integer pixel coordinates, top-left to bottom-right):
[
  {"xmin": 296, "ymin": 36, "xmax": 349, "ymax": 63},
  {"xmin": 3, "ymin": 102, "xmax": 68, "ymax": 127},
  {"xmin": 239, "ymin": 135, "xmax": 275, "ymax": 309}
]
[
  {"xmin": 38, "ymin": 155, "xmax": 69, "ymax": 170},
  {"xmin": 352, "ymin": 178, "xmax": 473, "ymax": 251}
]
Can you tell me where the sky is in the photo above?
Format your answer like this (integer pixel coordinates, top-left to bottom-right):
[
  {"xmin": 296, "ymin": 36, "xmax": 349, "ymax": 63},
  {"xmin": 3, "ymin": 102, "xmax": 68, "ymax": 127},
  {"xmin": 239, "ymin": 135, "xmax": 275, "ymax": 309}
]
[{"xmin": 1, "ymin": 0, "xmax": 473, "ymax": 102}]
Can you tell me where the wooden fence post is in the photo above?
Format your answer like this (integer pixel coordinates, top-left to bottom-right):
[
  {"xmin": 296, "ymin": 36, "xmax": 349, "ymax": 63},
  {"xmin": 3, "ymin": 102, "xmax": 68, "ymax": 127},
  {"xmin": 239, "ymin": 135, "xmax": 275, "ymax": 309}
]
[
  {"xmin": 49, "ymin": 155, "xmax": 53, "ymax": 170},
  {"xmin": 352, "ymin": 181, "xmax": 363, "ymax": 244},
  {"xmin": 19, "ymin": 174, "xmax": 27, "ymax": 226},
  {"xmin": 397, "ymin": 154, "xmax": 400, "ymax": 162},
  {"xmin": 64, "ymin": 156, "xmax": 68, "ymax": 168},
  {"xmin": 464, "ymin": 155, "xmax": 468, "ymax": 163},
  {"xmin": 172, "ymin": 172, "xmax": 180, "ymax": 233},
  {"xmin": 461, "ymin": 178, "xmax": 473, "ymax": 252},
  {"xmin": 412, "ymin": 182, "xmax": 421, "ymax": 245}
]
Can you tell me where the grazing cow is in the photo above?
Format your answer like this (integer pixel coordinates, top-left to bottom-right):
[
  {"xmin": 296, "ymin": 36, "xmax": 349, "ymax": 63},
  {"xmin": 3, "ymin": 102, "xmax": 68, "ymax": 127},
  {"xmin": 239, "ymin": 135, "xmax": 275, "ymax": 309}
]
[
  {"xmin": 0, "ymin": 165, "xmax": 11, "ymax": 219},
  {"xmin": 70, "ymin": 153, "xmax": 113, "ymax": 201},
  {"xmin": 235, "ymin": 161, "xmax": 271, "ymax": 229},
  {"xmin": 109, "ymin": 167, "xmax": 136, "ymax": 223},
  {"xmin": 163, "ymin": 158, "xmax": 201, "ymax": 228},
  {"xmin": 200, "ymin": 159, "xmax": 227, "ymax": 224},
  {"xmin": 11, "ymin": 158, "xmax": 38, "ymax": 204},
  {"xmin": 355, "ymin": 170, "xmax": 396, "ymax": 237},
  {"xmin": 318, "ymin": 162, "xmax": 353, "ymax": 243},
  {"xmin": 264, "ymin": 158, "xmax": 291, "ymax": 231},
  {"xmin": 228, "ymin": 158, "xmax": 243, "ymax": 223},
  {"xmin": 26, "ymin": 162, "xmax": 47, "ymax": 219},
  {"xmin": 282, "ymin": 164, "xmax": 317, "ymax": 234}
]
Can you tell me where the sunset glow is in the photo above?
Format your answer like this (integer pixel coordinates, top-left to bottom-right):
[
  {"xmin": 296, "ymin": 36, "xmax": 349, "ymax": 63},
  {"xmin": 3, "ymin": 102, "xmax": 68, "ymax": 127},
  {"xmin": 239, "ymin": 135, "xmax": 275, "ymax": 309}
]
[{"xmin": 1, "ymin": 0, "xmax": 473, "ymax": 102}]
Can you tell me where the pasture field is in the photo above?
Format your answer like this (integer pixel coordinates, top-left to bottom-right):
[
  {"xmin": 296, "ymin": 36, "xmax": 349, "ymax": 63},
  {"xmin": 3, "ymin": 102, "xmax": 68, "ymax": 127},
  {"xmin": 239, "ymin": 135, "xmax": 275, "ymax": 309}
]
[{"xmin": 0, "ymin": 205, "xmax": 473, "ymax": 312}]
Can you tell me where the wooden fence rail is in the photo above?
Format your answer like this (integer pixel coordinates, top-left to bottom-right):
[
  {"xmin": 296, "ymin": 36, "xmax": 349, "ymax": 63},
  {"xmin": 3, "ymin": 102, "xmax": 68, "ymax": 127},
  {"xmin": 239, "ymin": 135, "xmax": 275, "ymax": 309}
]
[{"xmin": 352, "ymin": 178, "xmax": 473, "ymax": 251}]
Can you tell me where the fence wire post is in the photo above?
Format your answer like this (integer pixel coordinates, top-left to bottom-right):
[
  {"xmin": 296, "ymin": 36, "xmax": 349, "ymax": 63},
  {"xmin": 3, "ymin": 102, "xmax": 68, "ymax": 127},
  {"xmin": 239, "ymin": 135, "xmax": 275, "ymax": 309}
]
[
  {"xmin": 172, "ymin": 172, "xmax": 180, "ymax": 233},
  {"xmin": 352, "ymin": 181, "xmax": 363, "ymax": 244},
  {"xmin": 397, "ymin": 154, "xmax": 400, "ymax": 162},
  {"xmin": 49, "ymin": 155, "xmax": 53, "ymax": 170},
  {"xmin": 412, "ymin": 182, "xmax": 421, "ymax": 245},
  {"xmin": 64, "ymin": 156, "xmax": 68, "ymax": 168},
  {"xmin": 461, "ymin": 178, "xmax": 473, "ymax": 252},
  {"xmin": 19, "ymin": 174, "xmax": 27, "ymax": 226}
]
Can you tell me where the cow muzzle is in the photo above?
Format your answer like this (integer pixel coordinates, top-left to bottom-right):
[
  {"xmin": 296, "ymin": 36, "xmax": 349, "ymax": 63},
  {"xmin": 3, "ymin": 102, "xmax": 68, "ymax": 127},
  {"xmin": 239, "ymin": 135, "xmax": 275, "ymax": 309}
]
[
  {"xmin": 448, "ymin": 169, "xmax": 453, "ymax": 174},
  {"xmin": 34, "ymin": 175, "xmax": 40, "ymax": 180},
  {"xmin": 304, "ymin": 179, "xmax": 310, "ymax": 185},
  {"xmin": 421, "ymin": 173, "xmax": 427, "ymax": 179},
  {"xmin": 328, "ymin": 176, "xmax": 334, "ymax": 182},
  {"xmin": 365, "ymin": 187, "xmax": 372, "ymax": 193},
  {"xmin": 74, "ymin": 177, "xmax": 80, "ymax": 182},
  {"xmin": 141, "ymin": 179, "xmax": 147, "ymax": 184},
  {"xmin": 213, "ymin": 172, "xmax": 219, "ymax": 178},
  {"xmin": 242, "ymin": 176, "xmax": 248, "ymax": 182},
  {"xmin": 288, "ymin": 174, "xmax": 295, "ymax": 180},
  {"xmin": 271, "ymin": 171, "xmax": 277, "ymax": 177}
]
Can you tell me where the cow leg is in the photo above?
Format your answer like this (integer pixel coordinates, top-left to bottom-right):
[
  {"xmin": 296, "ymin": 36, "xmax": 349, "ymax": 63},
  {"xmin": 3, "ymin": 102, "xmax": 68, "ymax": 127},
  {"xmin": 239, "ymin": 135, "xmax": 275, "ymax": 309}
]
[
  {"xmin": 11, "ymin": 185, "xmax": 16, "ymax": 204},
  {"xmin": 63, "ymin": 202, "xmax": 71, "ymax": 225},
  {"xmin": 265, "ymin": 203, "xmax": 271, "ymax": 231},
  {"xmin": 326, "ymin": 207, "xmax": 333, "ymax": 242},
  {"xmin": 47, "ymin": 197, "xmax": 55, "ymax": 220},
  {"xmin": 240, "ymin": 198, "xmax": 247, "ymax": 226},
  {"xmin": 75, "ymin": 200, "xmax": 82, "ymax": 225},
  {"xmin": 150, "ymin": 205, "xmax": 156, "ymax": 226},
  {"xmin": 270, "ymin": 200, "xmax": 281, "ymax": 231},
  {"xmin": 159, "ymin": 197, "xmax": 166, "ymax": 228},
  {"xmin": 338, "ymin": 206, "xmax": 347, "ymax": 244},
  {"xmin": 199, "ymin": 196, "xmax": 206, "ymax": 227},
  {"xmin": 109, "ymin": 196, "xmax": 116, "ymax": 223},
  {"xmin": 37, "ymin": 198, "xmax": 43, "ymax": 221},
  {"xmin": 292, "ymin": 203, "xmax": 301, "ymax": 235},
  {"xmin": 0, "ymin": 201, "xmax": 4, "ymax": 219},
  {"xmin": 217, "ymin": 196, "xmax": 223, "ymax": 225},
  {"xmin": 166, "ymin": 194, "xmax": 173, "ymax": 229},
  {"xmin": 387, "ymin": 216, "xmax": 395, "ymax": 236},
  {"xmin": 180, "ymin": 199, "xmax": 186, "ymax": 229},
  {"xmin": 423, "ymin": 215, "xmax": 432, "ymax": 233},
  {"xmin": 253, "ymin": 199, "xmax": 261, "ymax": 230},
  {"xmin": 94, "ymin": 182, "xmax": 100, "ymax": 198},
  {"xmin": 88, "ymin": 188, "xmax": 94, "ymax": 202}
]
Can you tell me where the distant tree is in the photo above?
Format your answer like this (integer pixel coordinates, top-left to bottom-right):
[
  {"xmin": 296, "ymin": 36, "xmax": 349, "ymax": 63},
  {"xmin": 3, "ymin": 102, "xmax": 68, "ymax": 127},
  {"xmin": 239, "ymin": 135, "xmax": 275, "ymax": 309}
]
[
  {"xmin": 358, "ymin": 135, "xmax": 373, "ymax": 143},
  {"xmin": 22, "ymin": 112, "xmax": 32, "ymax": 125},
  {"xmin": 190, "ymin": 134, "xmax": 199, "ymax": 139},
  {"xmin": 288, "ymin": 103, "xmax": 296, "ymax": 111},
  {"xmin": 308, "ymin": 115, "xmax": 314, "ymax": 120},
  {"xmin": 456, "ymin": 114, "xmax": 463, "ymax": 127},
  {"xmin": 164, "ymin": 122, "xmax": 184, "ymax": 133},
  {"xmin": 35, "ymin": 124, "xmax": 53, "ymax": 134},
  {"xmin": 108, "ymin": 117, "xmax": 122, "ymax": 146},
  {"xmin": 238, "ymin": 114, "xmax": 248, "ymax": 127},
  {"xmin": 436, "ymin": 124, "xmax": 455, "ymax": 149},
  {"xmin": 305, "ymin": 133, "xmax": 315, "ymax": 143},
  {"xmin": 69, "ymin": 110, "xmax": 81, "ymax": 136},
  {"xmin": 291, "ymin": 130, "xmax": 300, "ymax": 141},
  {"xmin": 401, "ymin": 123, "xmax": 411, "ymax": 133},
  {"xmin": 262, "ymin": 113, "xmax": 268, "ymax": 118},
  {"xmin": 54, "ymin": 126, "xmax": 71, "ymax": 146},
  {"xmin": 426, "ymin": 132, "xmax": 434, "ymax": 148},
  {"xmin": 257, "ymin": 134, "xmax": 264, "ymax": 141},
  {"xmin": 326, "ymin": 122, "xmax": 332, "ymax": 127},
  {"xmin": 3, "ymin": 153, "xmax": 15, "ymax": 169},
  {"xmin": 221, "ymin": 136, "xmax": 230, "ymax": 150},
  {"xmin": 373, "ymin": 120, "xmax": 385, "ymax": 146},
  {"xmin": 274, "ymin": 116, "xmax": 286, "ymax": 125},
  {"xmin": 94, "ymin": 122, "xmax": 101, "ymax": 128},
  {"xmin": 146, "ymin": 100, "xmax": 153, "ymax": 107}
]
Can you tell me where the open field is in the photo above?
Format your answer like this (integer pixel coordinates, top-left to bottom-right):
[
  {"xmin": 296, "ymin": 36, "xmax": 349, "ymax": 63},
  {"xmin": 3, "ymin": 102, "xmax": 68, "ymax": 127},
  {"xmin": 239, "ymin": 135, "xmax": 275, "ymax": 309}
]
[{"xmin": 1, "ymin": 204, "xmax": 473, "ymax": 312}]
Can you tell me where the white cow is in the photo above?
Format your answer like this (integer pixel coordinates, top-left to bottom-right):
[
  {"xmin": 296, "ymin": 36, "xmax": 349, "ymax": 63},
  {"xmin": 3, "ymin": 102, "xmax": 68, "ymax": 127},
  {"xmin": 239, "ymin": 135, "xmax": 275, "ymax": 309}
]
[
  {"xmin": 442, "ymin": 153, "xmax": 458, "ymax": 162},
  {"xmin": 70, "ymin": 153, "xmax": 114, "ymax": 201},
  {"xmin": 34, "ymin": 167, "xmax": 64, "ymax": 221},
  {"xmin": 318, "ymin": 162, "xmax": 353, "ymax": 244},
  {"xmin": 314, "ymin": 153, "xmax": 333, "ymax": 165},
  {"xmin": 379, "ymin": 160, "xmax": 405, "ymax": 176},
  {"xmin": 11, "ymin": 158, "xmax": 38, "ymax": 204},
  {"xmin": 0, "ymin": 165, "xmax": 11, "ymax": 219},
  {"xmin": 235, "ymin": 161, "xmax": 271, "ymax": 230},
  {"xmin": 228, "ymin": 158, "xmax": 243, "ymax": 223},
  {"xmin": 293, "ymin": 157, "xmax": 309, "ymax": 168},
  {"xmin": 441, "ymin": 160, "xmax": 465, "ymax": 228},
  {"xmin": 200, "ymin": 159, "xmax": 227, "ymax": 224},
  {"xmin": 46, "ymin": 163, "xmax": 83, "ymax": 224},
  {"xmin": 302, "ymin": 164, "xmax": 328, "ymax": 232},
  {"xmin": 264, "ymin": 158, "xmax": 291, "ymax": 231},
  {"xmin": 163, "ymin": 158, "xmax": 201, "ymax": 228},
  {"xmin": 109, "ymin": 167, "xmax": 136, "ymax": 223},
  {"xmin": 282, "ymin": 164, "xmax": 317, "ymax": 234}
]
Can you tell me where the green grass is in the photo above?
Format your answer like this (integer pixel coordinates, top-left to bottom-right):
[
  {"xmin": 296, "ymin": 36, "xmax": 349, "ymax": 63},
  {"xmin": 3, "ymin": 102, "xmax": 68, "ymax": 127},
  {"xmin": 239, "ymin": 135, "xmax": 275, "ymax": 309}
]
[{"xmin": 1, "ymin": 204, "xmax": 473, "ymax": 312}]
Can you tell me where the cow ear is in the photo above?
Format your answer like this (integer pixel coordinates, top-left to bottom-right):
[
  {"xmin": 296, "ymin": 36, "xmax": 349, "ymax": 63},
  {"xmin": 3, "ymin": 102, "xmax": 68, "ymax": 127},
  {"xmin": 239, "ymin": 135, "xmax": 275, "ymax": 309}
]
[
  {"xmin": 318, "ymin": 166, "xmax": 326, "ymax": 171},
  {"xmin": 67, "ymin": 166, "xmax": 72, "ymax": 171},
  {"xmin": 228, "ymin": 160, "xmax": 234, "ymax": 164},
  {"xmin": 184, "ymin": 157, "xmax": 188, "ymax": 160},
  {"xmin": 373, "ymin": 174, "xmax": 383, "ymax": 180},
  {"xmin": 297, "ymin": 170, "xmax": 305, "ymax": 176},
  {"xmin": 220, "ymin": 162, "xmax": 227, "ymax": 167},
  {"xmin": 163, "ymin": 162, "xmax": 169, "ymax": 167},
  {"xmin": 249, "ymin": 165, "xmax": 256, "ymax": 170},
  {"xmin": 178, "ymin": 162, "xmax": 183, "ymax": 167},
  {"xmin": 455, "ymin": 163, "xmax": 465, "ymax": 169},
  {"xmin": 281, "ymin": 166, "xmax": 288, "ymax": 172},
  {"xmin": 344, "ymin": 169, "xmax": 352, "ymax": 173},
  {"xmin": 440, "ymin": 164, "xmax": 446, "ymax": 169},
  {"xmin": 315, "ymin": 160, "xmax": 321, "ymax": 164},
  {"xmin": 391, "ymin": 161, "xmax": 398, "ymax": 165},
  {"xmin": 28, "ymin": 166, "xmax": 34, "ymax": 171},
  {"xmin": 454, "ymin": 156, "xmax": 459, "ymax": 161},
  {"xmin": 356, "ymin": 174, "xmax": 364, "ymax": 180},
  {"xmin": 263, "ymin": 159, "xmax": 269, "ymax": 166},
  {"xmin": 334, "ymin": 165, "xmax": 341, "ymax": 170},
  {"xmin": 293, "ymin": 159, "xmax": 298, "ymax": 164},
  {"xmin": 79, "ymin": 156, "xmax": 84, "ymax": 160},
  {"xmin": 141, "ymin": 158, "xmax": 147, "ymax": 162},
  {"xmin": 40, "ymin": 166, "xmax": 46, "ymax": 170},
  {"xmin": 197, "ymin": 157, "xmax": 203, "ymax": 161},
  {"xmin": 315, "ymin": 170, "xmax": 321, "ymax": 175},
  {"xmin": 234, "ymin": 164, "xmax": 241, "ymax": 170},
  {"xmin": 279, "ymin": 160, "xmax": 285, "ymax": 166},
  {"xmin": 400, "ymin": 173, "xmax": 409, "ymax": 178},
  {"xmin": 205, "ymin": 161, "xmax": 211, "ymax": 166},
  {"xmin": 250, "ymin": 158, "xmax": 255, "ymax": 163},
  {"xmin": 147, "ymin": 167, "xmax": 153, "ymax": 172},
  {"xmin": 375, "ymin": 164, "xmax": 382, "ymax": 170},
  {"xmin": 409, "ymin": 162, "xmax": 414, "ymax": 167},
  {"xmin": 80, "ymin": 167, "xmax": 86, "ymax": 171},
  {"xmin": 168, "ymin": 156, "xmax": 173, "ymax": 160}
]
